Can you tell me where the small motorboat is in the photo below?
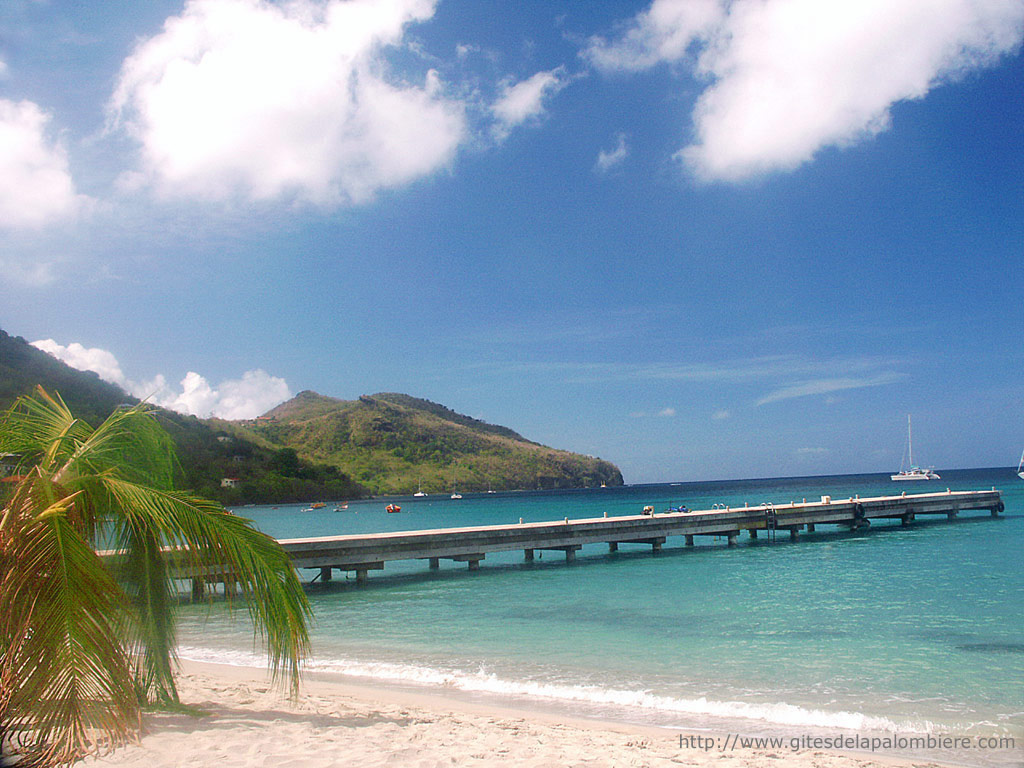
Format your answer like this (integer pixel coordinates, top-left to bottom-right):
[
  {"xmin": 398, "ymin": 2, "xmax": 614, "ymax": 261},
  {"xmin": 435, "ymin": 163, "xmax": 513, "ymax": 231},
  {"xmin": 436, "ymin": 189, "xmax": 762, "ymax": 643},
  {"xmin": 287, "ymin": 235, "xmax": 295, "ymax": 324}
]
[{"xmin": 385, "ymin": 503, "xmax": 402, "ymax": 514}]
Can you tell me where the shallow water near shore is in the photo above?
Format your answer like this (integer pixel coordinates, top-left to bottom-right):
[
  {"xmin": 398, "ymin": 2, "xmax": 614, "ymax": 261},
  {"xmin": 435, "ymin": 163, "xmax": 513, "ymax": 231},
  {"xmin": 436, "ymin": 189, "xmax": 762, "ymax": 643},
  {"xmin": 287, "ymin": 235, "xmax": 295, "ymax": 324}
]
[{"xmin": 175, "ymin": 468, "xmax": 1023, "ymax": 768}]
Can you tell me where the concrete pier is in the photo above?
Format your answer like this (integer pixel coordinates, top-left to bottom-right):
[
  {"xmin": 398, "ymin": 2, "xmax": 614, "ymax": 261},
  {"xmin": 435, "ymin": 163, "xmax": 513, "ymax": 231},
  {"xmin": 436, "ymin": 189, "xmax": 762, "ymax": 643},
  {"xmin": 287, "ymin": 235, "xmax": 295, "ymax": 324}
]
[
  {"xmin": 119, "ymin": 489, "xmax": 1001, "ymax": 589},
  {"xmin": 271, "ymin": 489, "xmax": 1001, "ymax": 584}
]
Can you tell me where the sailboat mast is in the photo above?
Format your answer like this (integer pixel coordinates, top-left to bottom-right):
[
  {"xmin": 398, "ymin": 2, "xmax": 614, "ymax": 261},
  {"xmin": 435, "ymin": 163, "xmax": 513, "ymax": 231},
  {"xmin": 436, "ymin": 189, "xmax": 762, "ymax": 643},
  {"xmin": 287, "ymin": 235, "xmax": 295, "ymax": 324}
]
[{"xmin": 907, "ymin": 414, "xmax": 913, "ymax": 467}]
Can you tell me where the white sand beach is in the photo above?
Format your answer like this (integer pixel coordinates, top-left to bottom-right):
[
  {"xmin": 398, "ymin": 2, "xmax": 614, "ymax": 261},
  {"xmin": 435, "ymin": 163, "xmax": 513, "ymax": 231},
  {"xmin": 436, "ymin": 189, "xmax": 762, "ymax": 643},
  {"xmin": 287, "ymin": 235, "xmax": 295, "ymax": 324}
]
[{"xmin": 79, "ymin": 660, "xmax": 952, "ymax": 768}]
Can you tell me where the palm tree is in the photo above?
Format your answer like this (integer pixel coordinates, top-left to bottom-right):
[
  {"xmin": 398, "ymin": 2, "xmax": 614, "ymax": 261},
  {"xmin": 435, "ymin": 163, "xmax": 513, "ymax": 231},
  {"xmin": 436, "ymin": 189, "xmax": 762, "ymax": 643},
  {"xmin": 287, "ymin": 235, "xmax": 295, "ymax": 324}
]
[{"xmin": 0, "ymin": 387, "xmax": 311, "ymax": 765}]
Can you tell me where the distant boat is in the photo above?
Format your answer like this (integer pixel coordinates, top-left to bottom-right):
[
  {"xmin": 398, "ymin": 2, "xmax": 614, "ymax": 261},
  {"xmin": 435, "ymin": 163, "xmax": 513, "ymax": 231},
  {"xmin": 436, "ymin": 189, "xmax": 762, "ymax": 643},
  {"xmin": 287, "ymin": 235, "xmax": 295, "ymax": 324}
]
[
  {"xmin": 1017, "ymin": 449, "xmax": 1024, "ymax": 480},
  {"xmin": 310, "ymin": 502, "xmax": 326, "ymax": 509},
  {"xmin": 333, "ymin": 503, "xmax": 349, "ymax": 511},
  {"xmin": 414, "ymin": 479, "xmax": 427, "ymax": 497},
  {"xmin": 451, "ymin": 465, "xmax": 462, "ymax": 499},
  {"xmin": 891, "ymin": 415, "xmax": 940, "ymax": 481},
  {"xmin": 385, "ymin": 503, "xmax": 401, "ymax": 513}
]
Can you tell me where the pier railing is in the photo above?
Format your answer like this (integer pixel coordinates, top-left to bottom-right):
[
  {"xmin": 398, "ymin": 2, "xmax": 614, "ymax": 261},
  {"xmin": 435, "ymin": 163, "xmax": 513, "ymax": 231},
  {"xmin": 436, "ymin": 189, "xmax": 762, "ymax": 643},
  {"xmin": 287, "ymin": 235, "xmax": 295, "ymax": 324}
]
[
  {"xmin": 103, "ymin": 489, "xmax": 1001, "ymax": 591},
  {"xmin": 271, "ymin": 488, "xmax": 1002, "ymax": 584}
]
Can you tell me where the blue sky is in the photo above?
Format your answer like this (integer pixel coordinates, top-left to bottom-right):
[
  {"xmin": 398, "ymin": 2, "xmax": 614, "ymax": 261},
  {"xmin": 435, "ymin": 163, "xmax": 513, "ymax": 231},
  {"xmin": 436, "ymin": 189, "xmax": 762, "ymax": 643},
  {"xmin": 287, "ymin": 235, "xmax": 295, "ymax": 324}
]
[{"xmin": 1, "ymin": 0, "xmax": 1022, "ymax": 483}]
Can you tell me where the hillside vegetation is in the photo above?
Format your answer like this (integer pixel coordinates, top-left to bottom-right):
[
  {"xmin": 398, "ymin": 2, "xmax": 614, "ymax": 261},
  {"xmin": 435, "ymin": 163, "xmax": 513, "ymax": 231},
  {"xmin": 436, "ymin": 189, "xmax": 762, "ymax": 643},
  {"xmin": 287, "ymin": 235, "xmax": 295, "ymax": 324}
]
[
  {"xmin": 227, "ymin": 390, "xmax": 623, "ymax": 495},
  {"xmin": 0, "ymin": 330, "xmax": 365, "ymax": 505},
  {"xmin": 2, "ymin": 329, "xmax": 624, "ymax": 500}
]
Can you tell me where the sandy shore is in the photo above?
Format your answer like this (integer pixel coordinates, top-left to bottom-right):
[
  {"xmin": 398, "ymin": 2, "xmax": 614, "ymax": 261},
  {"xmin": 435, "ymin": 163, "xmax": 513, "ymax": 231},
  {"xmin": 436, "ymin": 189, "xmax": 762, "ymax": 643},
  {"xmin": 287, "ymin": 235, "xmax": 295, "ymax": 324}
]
[{"xmin": 71, "ymin": 660, "xmax": 962, "ymax": 768}]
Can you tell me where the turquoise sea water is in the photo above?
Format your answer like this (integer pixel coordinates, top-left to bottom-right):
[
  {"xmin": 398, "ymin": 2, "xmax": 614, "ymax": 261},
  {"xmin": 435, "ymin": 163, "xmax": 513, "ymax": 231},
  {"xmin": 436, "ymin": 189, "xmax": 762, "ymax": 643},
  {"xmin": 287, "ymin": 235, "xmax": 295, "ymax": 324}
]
[{"xmin": 175, "ymin": 469, "xmax": 1023, "ymax": 767}]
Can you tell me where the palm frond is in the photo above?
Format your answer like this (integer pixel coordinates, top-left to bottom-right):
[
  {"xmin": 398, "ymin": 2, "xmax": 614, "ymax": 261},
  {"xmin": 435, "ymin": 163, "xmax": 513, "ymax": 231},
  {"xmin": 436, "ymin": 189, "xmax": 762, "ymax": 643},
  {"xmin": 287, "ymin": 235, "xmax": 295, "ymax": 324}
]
[
  {"xmin": 0, "ymin": 388, "xmax": 92, "ymax": 477},
  {"xmin": 53, "ymin": 402, "xmax": 177, "ymax": 492},
  {"xmin": 2, "ymin": 387, "xmax": 313, "ymax": 766},
  {"xmin": 1, "ymin": 486, "xmax": 138, "ymax": 764},
  {"xmin": 105, "ymin": 478, "xmax": 311, "ymax": 696}
]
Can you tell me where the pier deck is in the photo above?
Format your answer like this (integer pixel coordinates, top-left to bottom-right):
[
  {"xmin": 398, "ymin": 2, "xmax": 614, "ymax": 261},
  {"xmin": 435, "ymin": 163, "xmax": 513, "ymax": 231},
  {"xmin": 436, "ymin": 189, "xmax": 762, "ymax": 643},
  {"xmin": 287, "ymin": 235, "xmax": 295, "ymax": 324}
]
[{"xmin": 271, "ymin": 488, "xmax": 1003, "ymax": 584}]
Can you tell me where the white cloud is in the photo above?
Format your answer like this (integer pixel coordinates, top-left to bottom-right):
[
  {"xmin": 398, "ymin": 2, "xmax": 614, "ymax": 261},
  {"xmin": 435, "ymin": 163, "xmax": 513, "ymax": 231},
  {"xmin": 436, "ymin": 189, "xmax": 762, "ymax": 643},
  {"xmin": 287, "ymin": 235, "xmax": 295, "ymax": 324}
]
[
  {"xmin": 712, "ymin": 409, "xmax": 730, "ymax": 420},
  {"xmin": 658, "ymin": 407, "xmax": 676, "ymax": 417},
  {"xmin": 588, "ymin": 0, "xmax": 1024, "ymax": 180},
  {"xmin": 797, "ymin": 447, "xmax": 829, "ymax": 455},
  {"xmin": 0, "ymin": 100, "xmax": 88, "ymax": 228},
  {"xmin": 32, "ymin": 339, "xmax": 128, "ymax": 386},
  {"xmin": 486, "ymin": 354, "xmax": 902, "ymax": 386},
  {"xmin": 144, "ymin": 369, "xmax": 293, "ymax": 420},
  {"xmin": 585, "ymin": 0, "xmax": 723, "ymax": 71},
  {"xmin": 756, "ymin": 373, "xmax": 906, "ymax": 406},
  {"xmin": 32, "ymin": 339, "xmax": 291, "ymax": 419},
  {"xmin": 491, "ymin": 67, "xmax": 568, "ymax": 140},
  {"xmin": 110, "ymin": 0, "xmax": 466, "ymax": 205},
  {"xmin": 595, "ymin": 132, "xmax": 629, "ymax": 172},
  {"xmin": 208, "ymin": 369, "xmax": 292, "ymax": 419}
]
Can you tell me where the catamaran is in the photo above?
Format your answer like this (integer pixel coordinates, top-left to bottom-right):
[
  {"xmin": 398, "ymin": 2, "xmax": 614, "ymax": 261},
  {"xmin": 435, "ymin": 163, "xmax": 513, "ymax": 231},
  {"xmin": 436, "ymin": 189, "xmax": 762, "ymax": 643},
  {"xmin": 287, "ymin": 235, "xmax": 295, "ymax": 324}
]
[
  {"xmin": 891, "ymin": 414, "xmax": 940, "ymax": 481},
  {"xmin": 450, "ymin": 465, "xmax": 462, "ymax": 499}
]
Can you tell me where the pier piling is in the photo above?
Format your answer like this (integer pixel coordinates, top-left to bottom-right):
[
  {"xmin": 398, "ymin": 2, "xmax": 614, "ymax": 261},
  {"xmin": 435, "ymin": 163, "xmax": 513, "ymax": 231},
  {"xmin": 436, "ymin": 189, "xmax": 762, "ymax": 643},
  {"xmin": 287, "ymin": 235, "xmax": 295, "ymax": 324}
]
[{"xmin": 140, "ymin": 489, "xmax": 1002, "ymax": 588}]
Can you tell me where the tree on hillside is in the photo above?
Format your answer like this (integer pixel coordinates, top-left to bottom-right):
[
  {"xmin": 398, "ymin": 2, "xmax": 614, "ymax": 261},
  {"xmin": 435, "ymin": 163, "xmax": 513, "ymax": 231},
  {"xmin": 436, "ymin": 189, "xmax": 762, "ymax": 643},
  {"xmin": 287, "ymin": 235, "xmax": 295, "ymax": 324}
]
[{"xmin": 0, "ymin": 388, "xmax": 311, "ymax": 766}]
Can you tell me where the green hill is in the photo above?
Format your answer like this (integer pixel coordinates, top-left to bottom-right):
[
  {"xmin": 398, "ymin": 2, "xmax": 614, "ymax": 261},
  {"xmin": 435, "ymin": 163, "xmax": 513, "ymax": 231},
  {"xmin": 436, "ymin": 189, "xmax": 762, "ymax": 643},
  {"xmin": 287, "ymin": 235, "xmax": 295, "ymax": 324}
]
[
  {"xmin": 228, "ymin": 390, "xmax": 623, "ymax": 495},
  {"xmin": 2, "ymin": 328, "xmax": 624, "ymax": 499},
  {"xmin": 0, "ymin": 329, "xmax": 366, "ymax": 505}
]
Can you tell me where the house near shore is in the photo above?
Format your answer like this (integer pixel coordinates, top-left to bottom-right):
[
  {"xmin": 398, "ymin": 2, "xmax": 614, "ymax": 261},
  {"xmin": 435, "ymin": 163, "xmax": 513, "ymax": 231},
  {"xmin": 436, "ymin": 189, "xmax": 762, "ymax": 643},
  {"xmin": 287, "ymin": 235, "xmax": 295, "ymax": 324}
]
[
  {"xmin": 220, "ymin": 477, "xmax": 241, "ymax": 488},
  {"xmin": 1, "ymin": 453, "xmax": 19, "ymax": 476}
]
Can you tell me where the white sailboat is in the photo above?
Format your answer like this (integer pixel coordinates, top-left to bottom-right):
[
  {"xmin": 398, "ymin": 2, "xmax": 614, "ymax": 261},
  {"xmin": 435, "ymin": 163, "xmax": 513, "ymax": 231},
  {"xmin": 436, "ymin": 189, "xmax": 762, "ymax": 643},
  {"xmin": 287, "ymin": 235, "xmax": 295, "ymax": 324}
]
[
  {"xmin": 414, "ymin": 478, "xmax": 427, "ymax": 497},
  {"xmin": 1016, "ymin": 449, "xmax": 1024, "ymax": 480},
  {"xmin": 891, "ymin": 415, "xmax": 940, "ymax": 481},
  {"xmin": 450, "ymin": 466, "xmax": 462, "ymax": 499}
]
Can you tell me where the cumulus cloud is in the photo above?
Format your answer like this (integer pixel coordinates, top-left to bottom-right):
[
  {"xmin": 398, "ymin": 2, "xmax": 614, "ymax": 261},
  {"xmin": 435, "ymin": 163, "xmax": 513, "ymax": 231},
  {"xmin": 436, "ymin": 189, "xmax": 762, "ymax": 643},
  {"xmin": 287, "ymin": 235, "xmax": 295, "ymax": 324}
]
[
  {"xmin": 32, "ymin": 339, "xmax": 291, "ymax": 419},
  {"xmin": 595, "ymin": 132, "xmax": 629, "ymax": 172},
  {"xmin": 0, "ymin": 100, "xmax": 88, "ymax": 228},
  {"xmin": 32, "ymin": 339, "xmax": 128, "ymax": 385},
  {"xmin": 491, "ymin": 67, "xmax": 568, "ymax": 140},
  {"xmin": 588, "ymin": 0, "xmax": 1024, "ymax": 180},
  {"xmin": 110, "ymin": 0, "xmax": 466, "ymax": 205},
  {"xmin": 205, "ymin": 369, "xmax": 292, "ymax": 419},
  {"xmin": 141, "ymin": 369, "xmax": 292, "ymax": 419}
]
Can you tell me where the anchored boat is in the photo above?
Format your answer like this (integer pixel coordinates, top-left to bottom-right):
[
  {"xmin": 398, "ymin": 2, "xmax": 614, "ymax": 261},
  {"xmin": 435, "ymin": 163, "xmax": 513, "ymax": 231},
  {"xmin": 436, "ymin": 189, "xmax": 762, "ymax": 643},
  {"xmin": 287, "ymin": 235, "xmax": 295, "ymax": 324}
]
[{"xmin": 891, "ymin": 415, "xmax": 940, "ymax": 481}]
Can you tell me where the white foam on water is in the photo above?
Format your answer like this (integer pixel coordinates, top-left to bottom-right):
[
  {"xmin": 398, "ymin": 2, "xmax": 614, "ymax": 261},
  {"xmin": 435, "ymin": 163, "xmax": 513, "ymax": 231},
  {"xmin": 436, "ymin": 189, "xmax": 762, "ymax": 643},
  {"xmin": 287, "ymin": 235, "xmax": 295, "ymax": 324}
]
[{"xmin": 177, "ymin": 645, "xmax": 936, "ymax": 734}]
